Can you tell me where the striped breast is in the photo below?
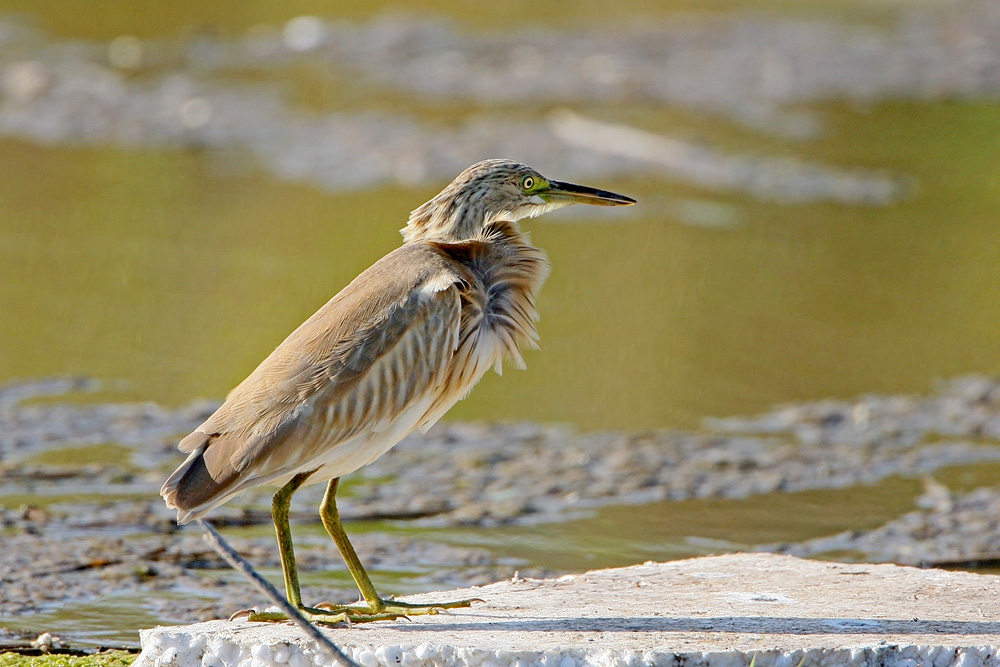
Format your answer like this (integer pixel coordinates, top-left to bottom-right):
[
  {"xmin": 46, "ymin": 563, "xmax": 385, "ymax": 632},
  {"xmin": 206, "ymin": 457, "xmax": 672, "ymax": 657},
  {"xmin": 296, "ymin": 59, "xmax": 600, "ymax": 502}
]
[{"xmin": 415, "ymin": 221, "xmax": 551, "ymax": 431}]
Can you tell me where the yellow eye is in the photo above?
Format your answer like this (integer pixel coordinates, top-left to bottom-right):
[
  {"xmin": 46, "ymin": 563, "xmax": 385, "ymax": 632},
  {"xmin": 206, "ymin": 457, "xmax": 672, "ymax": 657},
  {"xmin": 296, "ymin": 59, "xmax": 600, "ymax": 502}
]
[{"xmin": 521, "ymin": 175, "xmax": 535, "ymax": 191}]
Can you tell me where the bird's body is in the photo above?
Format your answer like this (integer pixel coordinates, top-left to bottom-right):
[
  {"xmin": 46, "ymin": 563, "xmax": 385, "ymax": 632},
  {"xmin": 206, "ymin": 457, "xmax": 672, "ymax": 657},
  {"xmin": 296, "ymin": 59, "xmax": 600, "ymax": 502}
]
[
  {"xmin": 162, "ymin": 159, "xmax": 634, "ymax": 623},
  {"xmin": 163, "ymin": 219, "xmax": 547, "ymax": 521}
]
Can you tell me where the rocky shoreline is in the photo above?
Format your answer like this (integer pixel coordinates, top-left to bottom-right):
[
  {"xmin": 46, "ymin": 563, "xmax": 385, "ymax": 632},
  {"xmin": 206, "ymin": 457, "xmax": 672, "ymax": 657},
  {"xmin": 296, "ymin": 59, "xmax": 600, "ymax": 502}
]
[{"xmin": 4, "ymin": 376, "xmax": 1000, "ymax": 645}]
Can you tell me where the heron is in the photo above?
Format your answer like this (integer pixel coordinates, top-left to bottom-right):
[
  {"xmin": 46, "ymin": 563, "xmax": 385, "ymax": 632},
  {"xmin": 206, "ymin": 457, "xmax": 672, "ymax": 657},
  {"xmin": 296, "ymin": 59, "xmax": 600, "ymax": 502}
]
[{"xmin": 161, "ymin": 159, "xmax": 635, "ymax": 624}]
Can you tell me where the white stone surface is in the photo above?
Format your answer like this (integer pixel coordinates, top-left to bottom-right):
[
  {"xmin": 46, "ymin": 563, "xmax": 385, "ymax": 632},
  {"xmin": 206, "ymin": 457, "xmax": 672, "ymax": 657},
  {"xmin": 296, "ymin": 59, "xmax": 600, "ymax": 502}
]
[{"xmin": 134, "ymin": 553, "xmax": 1000, "ymax": 667}]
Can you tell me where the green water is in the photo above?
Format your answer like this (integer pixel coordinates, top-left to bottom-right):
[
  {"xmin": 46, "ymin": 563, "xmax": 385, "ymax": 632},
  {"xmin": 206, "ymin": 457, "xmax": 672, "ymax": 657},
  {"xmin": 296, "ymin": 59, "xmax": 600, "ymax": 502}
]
[
  {"xmin": 441, "ymin": 474, "xmax": 926, "ymax": 572},
  {"xmin": 23, "ymin": 444, "xmax": 135, "ymax": 468},
  {"xmin": 0, "ymin": 0, "xmax": 939, "ymax": 41},
  {"xmin": 4, "ymin": 101, "xmax": 1000, "ymax": 430}
]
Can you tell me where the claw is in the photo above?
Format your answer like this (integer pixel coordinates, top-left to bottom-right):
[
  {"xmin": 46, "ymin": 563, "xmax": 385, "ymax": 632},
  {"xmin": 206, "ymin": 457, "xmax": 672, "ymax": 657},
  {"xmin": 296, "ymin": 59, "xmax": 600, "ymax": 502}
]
[{"xmin": 228, "ymin": 609, "xmax": 255, "ymax": 622}]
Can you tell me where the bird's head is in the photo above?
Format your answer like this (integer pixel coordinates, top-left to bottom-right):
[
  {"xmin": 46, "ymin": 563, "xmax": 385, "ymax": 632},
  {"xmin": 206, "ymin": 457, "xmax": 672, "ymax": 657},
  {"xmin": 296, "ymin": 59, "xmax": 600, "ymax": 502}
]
[{"xmin": 402, "ymin": 159, "xmax": 635, "ymax": 243}]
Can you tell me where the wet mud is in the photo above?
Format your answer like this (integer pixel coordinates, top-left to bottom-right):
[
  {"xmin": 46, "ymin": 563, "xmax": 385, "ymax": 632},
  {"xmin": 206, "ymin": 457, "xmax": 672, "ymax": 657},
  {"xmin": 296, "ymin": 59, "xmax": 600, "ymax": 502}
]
[{"xmin": 4, "ymin": 377, "xmax": 1000, "ymax": 645}]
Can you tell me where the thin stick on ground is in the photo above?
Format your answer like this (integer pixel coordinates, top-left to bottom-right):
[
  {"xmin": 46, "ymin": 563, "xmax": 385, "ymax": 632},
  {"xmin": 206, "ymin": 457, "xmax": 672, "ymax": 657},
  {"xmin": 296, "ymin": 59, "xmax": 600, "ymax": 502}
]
[{"xmin": 196, "ymin": 518, "xmax": 359, "ymax": 667}]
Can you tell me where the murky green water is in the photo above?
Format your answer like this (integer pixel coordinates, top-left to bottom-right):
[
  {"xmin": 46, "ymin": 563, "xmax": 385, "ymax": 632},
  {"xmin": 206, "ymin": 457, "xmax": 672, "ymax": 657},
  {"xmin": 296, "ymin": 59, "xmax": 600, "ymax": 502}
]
[
  {"xmin": 3, "ymin": 0, "xmax": 1000, "ymax": 647},
  {"xmin": 4, "ymin": 100, "xmax": 1000, "ymax": 430},
  {"xmin": 0, "ymin": 0, "xmax": 937, "ymax": 41}
]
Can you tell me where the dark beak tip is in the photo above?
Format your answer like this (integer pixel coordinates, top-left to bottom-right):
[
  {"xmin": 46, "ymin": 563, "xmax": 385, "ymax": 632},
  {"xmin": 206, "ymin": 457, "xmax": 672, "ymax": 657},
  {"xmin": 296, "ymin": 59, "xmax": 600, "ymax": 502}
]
[
  {"xmin": 549, "ymin": 180, "xmax": 637, "ymax": 207},
  {"xmin": 597, "ymin": 193, "xmax": 636, "ymax": 207}
]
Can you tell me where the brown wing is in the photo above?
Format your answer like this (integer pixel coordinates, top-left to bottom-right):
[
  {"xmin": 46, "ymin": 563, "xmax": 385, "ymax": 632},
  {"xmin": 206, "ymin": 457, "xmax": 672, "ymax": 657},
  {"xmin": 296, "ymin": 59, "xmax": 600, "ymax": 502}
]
[{"xmin": 161, "ymin": 243, "xmax": 466, "ymax": 518}]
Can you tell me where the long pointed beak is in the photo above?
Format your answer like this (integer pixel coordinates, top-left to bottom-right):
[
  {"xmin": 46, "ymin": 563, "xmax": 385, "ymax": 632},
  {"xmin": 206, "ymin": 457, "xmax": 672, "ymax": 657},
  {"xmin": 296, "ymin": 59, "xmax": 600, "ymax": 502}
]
[{"xmin": 542, "ymin": 180, "xmax": 636, "ymax": 207}]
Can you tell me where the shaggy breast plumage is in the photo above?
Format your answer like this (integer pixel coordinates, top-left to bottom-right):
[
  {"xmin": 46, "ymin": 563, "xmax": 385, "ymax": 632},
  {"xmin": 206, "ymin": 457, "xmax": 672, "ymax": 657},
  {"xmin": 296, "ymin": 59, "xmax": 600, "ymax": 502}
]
[{"xmin": 442, "ymin": 222, "xmax": 550, "ymax": 371}]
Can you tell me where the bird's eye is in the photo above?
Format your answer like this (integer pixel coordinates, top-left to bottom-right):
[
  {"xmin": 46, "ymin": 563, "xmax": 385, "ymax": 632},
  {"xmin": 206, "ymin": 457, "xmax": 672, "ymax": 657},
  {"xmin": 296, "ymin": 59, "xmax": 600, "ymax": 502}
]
[{"xmin": 521, "ymin": 176, "xmax": 534, "ymax": 191}]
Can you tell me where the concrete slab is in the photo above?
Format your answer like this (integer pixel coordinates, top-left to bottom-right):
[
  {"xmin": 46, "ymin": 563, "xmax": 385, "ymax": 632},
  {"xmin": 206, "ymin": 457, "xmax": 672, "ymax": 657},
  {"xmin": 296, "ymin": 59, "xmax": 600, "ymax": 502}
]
[{"xmin": 134, "ymin": 553, "xmax": 1000, "ymax": 667}]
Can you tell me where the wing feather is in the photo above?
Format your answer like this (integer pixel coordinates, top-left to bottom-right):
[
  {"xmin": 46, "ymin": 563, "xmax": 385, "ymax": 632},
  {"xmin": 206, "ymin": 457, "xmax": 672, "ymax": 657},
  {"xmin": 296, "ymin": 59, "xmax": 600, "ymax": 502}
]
[{"xmin": 162, "ymin": 243, "xmax": 466, "ymax": 518}]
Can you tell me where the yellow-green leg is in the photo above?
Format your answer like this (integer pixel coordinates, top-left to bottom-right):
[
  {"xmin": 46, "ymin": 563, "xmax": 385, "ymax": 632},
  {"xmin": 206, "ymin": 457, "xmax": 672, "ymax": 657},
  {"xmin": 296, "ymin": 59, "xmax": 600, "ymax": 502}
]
[
  {"xmin": 272, "ymin": 470, "xmax": 312, "ymax": 609},
  {"xmin": 247, "ymin": 471, "xmax": 396, "ymax": 625},
  {"xmin": 318, "ymin": 477, "xmax": 480, "ymax": 617}
]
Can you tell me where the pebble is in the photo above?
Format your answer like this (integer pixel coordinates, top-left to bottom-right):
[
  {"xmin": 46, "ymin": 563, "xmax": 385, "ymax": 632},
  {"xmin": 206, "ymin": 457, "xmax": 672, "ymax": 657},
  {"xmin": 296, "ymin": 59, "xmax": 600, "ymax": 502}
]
[{"xmin": 356, "ymin": 649, "xmax": 379, "ymax": 667}]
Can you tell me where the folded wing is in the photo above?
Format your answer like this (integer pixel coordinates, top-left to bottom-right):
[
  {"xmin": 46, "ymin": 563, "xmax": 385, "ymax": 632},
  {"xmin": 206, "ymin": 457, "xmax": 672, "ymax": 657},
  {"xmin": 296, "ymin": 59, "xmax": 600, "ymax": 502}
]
[{"xmin": 161, "ymin": 244, "xmax": 466, "ymax": 521}]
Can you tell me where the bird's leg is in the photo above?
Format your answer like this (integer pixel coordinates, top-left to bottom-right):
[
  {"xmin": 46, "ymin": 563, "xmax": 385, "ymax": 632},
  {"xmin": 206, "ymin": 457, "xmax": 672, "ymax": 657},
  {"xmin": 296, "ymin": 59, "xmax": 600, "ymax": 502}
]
[
  {"xmin": 271, "ymin": 470, "xmax": 314, "ymax": 609},
  {"xmin": 317, "ymin": 477, "xmax": 480, "ymax": 617},
  {"xmin": 245, "ymin": 471, "xmax": 400, "ymax": 625},
  {"xmin": 248, "ymin": 471, "xmax": 329, "ymax": 623},
  {"xmin": 246, "ymin": 470, "xmax": 380, "ymax": 625}
]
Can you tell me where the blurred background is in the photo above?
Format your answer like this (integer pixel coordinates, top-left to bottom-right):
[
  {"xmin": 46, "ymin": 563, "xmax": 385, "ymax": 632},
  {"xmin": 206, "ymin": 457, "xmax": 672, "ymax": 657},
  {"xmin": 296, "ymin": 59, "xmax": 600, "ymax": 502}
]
[
  {"xmin": 3, "ymin": 0, "xmax": 1000, "ymax": 650},
  {"xmin": 4, "ymin": 0, "xmax": 1000, "ymax": 430}
]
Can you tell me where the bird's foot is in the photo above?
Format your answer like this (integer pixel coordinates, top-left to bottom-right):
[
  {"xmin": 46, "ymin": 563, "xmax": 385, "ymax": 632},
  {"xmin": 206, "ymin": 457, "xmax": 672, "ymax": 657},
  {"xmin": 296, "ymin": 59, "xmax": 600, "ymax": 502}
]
[
  {"xmin": 234, "ymin": 596, "xmax": 481, "ymax": 625},
  {"xmin": 236, "ymin": 606, "xmax": 401, "ymax": 626},
  {"xmin": 334, "ymin": 598, "xmax": 483, "ymax": 617},
  {"xmin": 317, "ymin": 595, "xmax": 483, "ymax": 619}
]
